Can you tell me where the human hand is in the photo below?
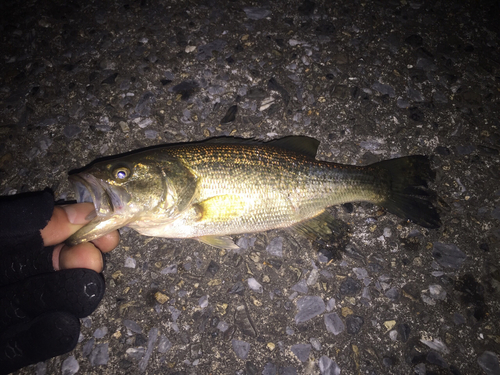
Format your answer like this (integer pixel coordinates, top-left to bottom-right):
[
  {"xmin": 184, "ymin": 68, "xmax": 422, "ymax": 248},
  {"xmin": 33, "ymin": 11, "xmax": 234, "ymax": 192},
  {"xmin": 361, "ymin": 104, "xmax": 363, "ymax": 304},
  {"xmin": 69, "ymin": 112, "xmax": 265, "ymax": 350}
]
[{"xmin": 0, "ymin": 190, "xmax": 119, "ymax": 374}]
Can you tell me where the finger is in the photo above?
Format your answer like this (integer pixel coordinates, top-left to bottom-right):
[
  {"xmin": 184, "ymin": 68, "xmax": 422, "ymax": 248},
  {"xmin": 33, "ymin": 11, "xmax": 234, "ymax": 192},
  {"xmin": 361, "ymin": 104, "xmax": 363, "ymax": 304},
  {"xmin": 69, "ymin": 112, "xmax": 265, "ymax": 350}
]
[
  {"xmin": 0, "ymin": 311, "xmax": 80, "ymax": 374},
  {"xmin": 92, "ymin": 230, "xmax": 120, "ymax": 253},
  {"xmin": 53, "ymin": 242, "xmax": 104, "ymax": 273},
  {"xmin": 40, "ymin": 203, "xmax": 95, "ymax": 246}
]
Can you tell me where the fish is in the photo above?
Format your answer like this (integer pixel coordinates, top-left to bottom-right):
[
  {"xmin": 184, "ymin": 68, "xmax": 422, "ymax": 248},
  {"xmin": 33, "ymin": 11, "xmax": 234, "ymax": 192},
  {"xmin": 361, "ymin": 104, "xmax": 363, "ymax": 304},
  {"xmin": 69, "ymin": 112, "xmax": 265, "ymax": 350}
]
[{"xmin": 66, "ymin": 136, "xmax": 440, "ymax": 249}]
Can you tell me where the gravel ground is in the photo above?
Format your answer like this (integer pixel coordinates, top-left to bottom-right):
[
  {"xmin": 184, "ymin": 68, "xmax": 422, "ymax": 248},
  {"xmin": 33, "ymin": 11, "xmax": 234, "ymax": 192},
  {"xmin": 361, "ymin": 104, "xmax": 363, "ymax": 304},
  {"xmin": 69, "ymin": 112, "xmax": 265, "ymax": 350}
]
[{"xmin": 1, "ymin": 0, "xmax": 500, "ymax": 374}]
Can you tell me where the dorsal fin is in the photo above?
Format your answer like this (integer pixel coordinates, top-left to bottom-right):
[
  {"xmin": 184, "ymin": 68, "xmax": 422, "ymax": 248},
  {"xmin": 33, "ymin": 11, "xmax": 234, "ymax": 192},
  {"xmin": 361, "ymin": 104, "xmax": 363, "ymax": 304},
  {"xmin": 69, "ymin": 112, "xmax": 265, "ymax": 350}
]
[
  {"xmin": 267, "ymin": 136, "xmax": 320, "ymax": 158},
  {"xmin": 202, "ymin": 136, "xmax": 320, "ymax": 159}
]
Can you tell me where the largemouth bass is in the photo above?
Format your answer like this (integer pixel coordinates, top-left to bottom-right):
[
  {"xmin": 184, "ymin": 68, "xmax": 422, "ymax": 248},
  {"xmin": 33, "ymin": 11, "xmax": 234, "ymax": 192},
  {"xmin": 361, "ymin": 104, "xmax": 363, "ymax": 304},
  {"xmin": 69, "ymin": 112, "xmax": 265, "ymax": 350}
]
[{"xmin": 67, "ymin": 136, "xmax": 440, "ymax": 249}]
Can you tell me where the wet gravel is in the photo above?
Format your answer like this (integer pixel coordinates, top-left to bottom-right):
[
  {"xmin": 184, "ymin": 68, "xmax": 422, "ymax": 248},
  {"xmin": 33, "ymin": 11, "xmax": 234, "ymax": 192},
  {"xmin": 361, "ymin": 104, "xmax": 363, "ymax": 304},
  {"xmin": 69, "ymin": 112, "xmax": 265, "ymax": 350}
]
[{"xmin": 1, "ymin": 0, "xmax": 500, "ymax": 374}]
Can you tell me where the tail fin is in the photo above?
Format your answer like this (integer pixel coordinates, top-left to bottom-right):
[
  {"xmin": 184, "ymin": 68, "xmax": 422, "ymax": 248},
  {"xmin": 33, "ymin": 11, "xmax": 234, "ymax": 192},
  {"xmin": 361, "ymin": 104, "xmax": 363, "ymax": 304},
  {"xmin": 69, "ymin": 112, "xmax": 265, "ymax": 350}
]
[{"xmin": 370, "ymin": 156, "xmax": 441, "ymax": 228}]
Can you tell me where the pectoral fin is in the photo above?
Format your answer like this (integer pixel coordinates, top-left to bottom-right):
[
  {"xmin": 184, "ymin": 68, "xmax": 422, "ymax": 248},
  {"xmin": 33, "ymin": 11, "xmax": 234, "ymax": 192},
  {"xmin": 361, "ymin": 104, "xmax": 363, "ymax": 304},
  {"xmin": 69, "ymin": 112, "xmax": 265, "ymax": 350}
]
[
  {"xmin": 198, "ymin": 235, "xmax": 240, "ymax": 249},
  {"xmin": 196, "ymin": 195, "xmax": 247, "ymax": 222}
]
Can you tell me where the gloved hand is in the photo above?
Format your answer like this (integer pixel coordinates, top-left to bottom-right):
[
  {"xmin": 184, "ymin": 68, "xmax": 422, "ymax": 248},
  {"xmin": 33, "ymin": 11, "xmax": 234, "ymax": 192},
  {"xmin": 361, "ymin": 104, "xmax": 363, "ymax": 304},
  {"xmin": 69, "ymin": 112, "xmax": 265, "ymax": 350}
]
[{"xmin": 0, "ymin": 190, "xmax": 119, "ymax": 374}]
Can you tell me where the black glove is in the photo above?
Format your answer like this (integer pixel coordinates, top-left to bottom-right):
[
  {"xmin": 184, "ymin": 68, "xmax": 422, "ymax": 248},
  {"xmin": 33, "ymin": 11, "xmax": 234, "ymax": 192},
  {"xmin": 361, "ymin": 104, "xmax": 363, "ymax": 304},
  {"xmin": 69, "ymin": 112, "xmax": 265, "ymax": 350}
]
[{"xmin": 0, "ymin": 190, "xmax": 105, "ymax": 374}]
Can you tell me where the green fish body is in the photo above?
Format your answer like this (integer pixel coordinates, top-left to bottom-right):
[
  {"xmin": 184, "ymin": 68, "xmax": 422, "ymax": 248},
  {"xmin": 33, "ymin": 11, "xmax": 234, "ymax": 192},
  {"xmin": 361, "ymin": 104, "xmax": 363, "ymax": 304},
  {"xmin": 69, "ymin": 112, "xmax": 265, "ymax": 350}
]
[{"xmin": 67, "ymin": 136, "xmax": 440, "ymax": 249}]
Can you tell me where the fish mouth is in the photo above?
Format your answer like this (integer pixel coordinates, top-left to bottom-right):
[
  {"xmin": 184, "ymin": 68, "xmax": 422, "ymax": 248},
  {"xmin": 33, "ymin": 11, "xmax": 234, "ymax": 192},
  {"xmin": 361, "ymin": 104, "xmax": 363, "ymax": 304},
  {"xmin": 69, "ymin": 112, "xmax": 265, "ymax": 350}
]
[{"xmin": 69, "ymin": 173, "xmax": 130, "ymax": 218}]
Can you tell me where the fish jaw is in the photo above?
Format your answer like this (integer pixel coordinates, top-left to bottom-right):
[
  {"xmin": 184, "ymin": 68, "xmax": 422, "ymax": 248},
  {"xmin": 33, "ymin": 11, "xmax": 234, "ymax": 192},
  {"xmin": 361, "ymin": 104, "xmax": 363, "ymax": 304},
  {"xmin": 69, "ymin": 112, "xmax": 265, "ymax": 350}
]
[{"xmin": 67, "ymin": 172, "xmax": 134, "ymax": 245}]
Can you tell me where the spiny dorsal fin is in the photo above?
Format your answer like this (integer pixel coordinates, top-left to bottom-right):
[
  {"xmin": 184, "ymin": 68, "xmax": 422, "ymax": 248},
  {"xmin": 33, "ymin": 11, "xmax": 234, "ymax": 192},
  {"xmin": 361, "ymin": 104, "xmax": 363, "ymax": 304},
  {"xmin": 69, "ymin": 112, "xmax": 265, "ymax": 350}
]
[
  {"xmin": 202, "ymin": 136, "xmax": 320, "ymax": 159},
  {"xmin": 267, "ymin": 136, "xmax": 320, "ymax": 159}
]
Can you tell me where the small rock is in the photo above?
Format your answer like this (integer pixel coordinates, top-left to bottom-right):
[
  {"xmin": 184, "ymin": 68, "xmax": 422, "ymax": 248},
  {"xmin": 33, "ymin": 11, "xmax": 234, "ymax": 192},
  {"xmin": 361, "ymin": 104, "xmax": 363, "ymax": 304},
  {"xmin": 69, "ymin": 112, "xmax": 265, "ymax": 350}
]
[
  {"xmin": 158, "ymin": 335, "xmax": 172, "ymax": 353},
  {"xmin": 243, "ymin": 7, "xmax": 271, "ymax": 20},
  {"xmin": 123, "ymin": 319, "xmax": 142, "ymax": 334},
  {"xmin": 432, "ymin": 243, "xmax": 466, "ymax": 268},
  {"xmin": 429, "ymin": 284, "xmax": 447, "ymax": 300},
  {"xmin": 89, "ymin": 343, "xmax": 109, "ymax": 366},
  {"xmin": 294, "ymin": 296, "xmax": 326, "ymax": 324},
  {"xmin": 160, "ymin": 264, "xmax": 177, "ymax": 274},
  {"xmin": 371, "ymin": 82, "xmax": 396, "ymax": 97},
  {"xmin": 61, "ymin": 356, "xmax": 79, "ymax": 375},
  {"xmin": 291, "ymin": 280, "xmax": 308, "ymax": 294},
  {"xmin": 248, "ymin": 278, "xmax": 263, "ymax": 293},
  {"xmin": 139, "ymin": 327, "xmax": 158, "ymax": 372},
  {"xmin": 339, "ymin": 277, "xmax": 362, "ymax": 296},
  {"xmin": 324, "ymin": 313, "xmax": 345, "ymax": 335},
  {"xmin": 266, "ymin": 237, "xmax": 283, "ymax": 257},
  {"xmin": 124, "ymin": 257, "xmax": 136, "ymax": 268},
  {"xmin": 310, "ymin": 337, "xmax": 321, "ymax": 350},
  {"xmin": 198, "ymin": 295, "xmax": 209, "ymax": 308},
  {"xmin": 93, "ymin": 327, "xmax": 108, "ymax": 339},
  {"xmin": 345, "ymin": 315, "xmax": 364, "ymax": 335},
  {"xmin": 155, "ymin": 292, "xmax": 169, "ymax": 304},
  {"xmin": 477, "ymin": 351, "xmax": 500, "ymax": 375},
  {"xmin": 318, "ymin": 355, "xmax": 341, "ymax": 375},
  {"xmin": 291, "ymin": 343, "xmax": 311, "ymax": 362},
  {"xmin": 232, "ymin": 339, "xmax": 251, "ymax": 359},
  {"xmin": 63, "ymin": 125, "xmax": 82, "ymax": 139},
  {"xmin": 326, "ymin": 298, "xmax": 336, "ymax": 311}
]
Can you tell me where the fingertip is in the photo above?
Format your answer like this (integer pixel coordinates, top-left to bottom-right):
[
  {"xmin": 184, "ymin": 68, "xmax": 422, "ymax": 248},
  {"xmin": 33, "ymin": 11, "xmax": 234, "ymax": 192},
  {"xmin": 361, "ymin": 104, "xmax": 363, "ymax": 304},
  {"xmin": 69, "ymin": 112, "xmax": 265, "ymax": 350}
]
[
  {"xmin": 59, "ymin": 243, "xmax": 104, "ymax": 273},
  {"xmin": 41, "ymin": 203, "xmax": 96, "ymax": 246},
  {"xmin": 92, "ymin": 230, "xmax": 120, "ymax": 253}
]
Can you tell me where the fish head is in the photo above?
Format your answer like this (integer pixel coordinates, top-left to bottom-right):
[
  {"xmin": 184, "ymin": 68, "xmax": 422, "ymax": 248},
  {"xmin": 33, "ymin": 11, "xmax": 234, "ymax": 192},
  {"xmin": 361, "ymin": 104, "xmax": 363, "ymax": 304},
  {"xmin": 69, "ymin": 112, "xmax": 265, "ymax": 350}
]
[{"xmin": 67, "ymin": 152, "xmax": 197, "ymax": 244}]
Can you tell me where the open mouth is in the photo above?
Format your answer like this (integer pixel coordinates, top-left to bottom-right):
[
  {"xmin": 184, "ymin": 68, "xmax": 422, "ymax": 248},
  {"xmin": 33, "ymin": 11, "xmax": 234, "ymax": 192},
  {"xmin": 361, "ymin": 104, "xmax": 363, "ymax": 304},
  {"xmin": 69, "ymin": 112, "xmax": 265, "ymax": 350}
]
[{"xmin": 69, "ymin": 173, "xmax": 113, "ymax": 217}]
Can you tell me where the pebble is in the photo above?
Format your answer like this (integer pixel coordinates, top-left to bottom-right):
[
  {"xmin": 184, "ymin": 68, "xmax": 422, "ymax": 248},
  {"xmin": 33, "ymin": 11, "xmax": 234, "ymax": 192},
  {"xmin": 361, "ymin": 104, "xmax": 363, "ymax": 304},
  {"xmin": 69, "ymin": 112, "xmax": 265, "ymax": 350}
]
[
  {"xmin": 160, "ymin": 264, "xmax": 177, "ymax": 274},
  {"xmin": 291, "ymin": 280, "xmax": 308, "ymax": 294},
  {"xmin": 243, "ymin": 7, "xmax": 271, "ymax": 20},
  {"xmin": 93, "ymin": 327, "xmax": 108, "ymax": 339},
  {"xmin": 63, "ymin": 125, "xmax": 82, "ymax": 139},
  {"xmin": 477, "ymin": 351, "xmax": 500, "ymax": 375},
  {"xmin": 217, "ymin": 321, "xmax": 229, "ymax": 332},
  {"xmin": 432, "ymin": 243, "xmax": 466, "ymax": 268},
  {"xmin": 248, "ymin": 278, "xmax": 263, "ymax": 293},
  {"xmin": 326, "ymin": 298, "xmax": 336, "ymax": 311},
  {"xmin": 306, "ymin": 269, "xmax": 319, "ymax": 286},
  {"xmin": 371, "ymin": 82, "xmax": 396, "ymax": 97},
  {"xmin": 262, "ymin": 362, "xmax": 278, "ymax": 375},
  {"xmin": 89, "ymin": 343, "xmax": 109, "ymax": 366},
  {"xmin": 324, "ymin": 313, "xmax": 345, "ymax": 335},
  {"xmin": 345, "ymin": 315, "xmax": 364, "ymax": 335},
  {"xmin": 144, "ymin": 129, "xmax": 158, "ymax": 139},
  {"xmin": 286, "ymin": 326, "xmax": 294, "ymax": 335},
  {"xmin": 157, "ymin": 335, "xmax": 172, "ymax": 353},
  {"xmin": 429, "ymin": 284, "xmax": 446, "ymax": 300},
  {"xmin": 232, "ymin": 339, "xmax": 250, "ymax": 359},
  {"xmin": 266, "ymin": 237, "xmax": 283, "ymax": 257},
  {"xmin": 339, "ymin": 277, "xmax": 362, "ymax": 296},
  {"xmin": 126, "ymin": 347, "xmax": 145, "ymax": 361},
  {"xmin": 123, "ymin": 319, "xmax": 142, "ymax": 334},
  {"xmin": 420, "ymin": 338, "xmax": 449, "ymax": 354},
  {"xmin": 353, "ymin": 267, "xmax": 368, "ymax": 280},
  {"xmin": 138, "ymin": 327, "xmax": 158, "ymax": 372},
  {"xmin": 318, "ymin": 355, "xmax": 341, "ymax": 375},
  {"xmin": 291, "ymin": 343, "xmax": 311, "ymax": 362},
  {"xmin": 82, "ymin": 338, "xmax": 94, "ymax": 357},
  {"xmin": 294, "ymin": 296, "xmax": 326, "ymax": 324},
  {"xmin": 198, "ymin": 295, "xmax": 209, "ymax": 308},
  {"xmin": 310, "ymin": 337, "xmax": 321, "ymax": 350},
  {"xmin": 61, "ymin": 356, "xmax": 79, "ymax": 375},
  {"xmin": 124, "ymin": 257, "xmax": 136, "ymax": 268}
]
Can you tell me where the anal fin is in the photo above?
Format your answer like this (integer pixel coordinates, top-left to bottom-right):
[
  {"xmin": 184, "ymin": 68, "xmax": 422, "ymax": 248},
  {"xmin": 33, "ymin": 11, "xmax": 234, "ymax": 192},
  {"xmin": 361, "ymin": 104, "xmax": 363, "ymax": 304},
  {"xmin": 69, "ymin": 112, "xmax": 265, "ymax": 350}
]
[
  {"xmin": 198, "ymin": 235, "xmax": 240, "ymax": 249},
  {"xmin": 292, "ymin": 211, "xmax": 350, "ymax": 260}
]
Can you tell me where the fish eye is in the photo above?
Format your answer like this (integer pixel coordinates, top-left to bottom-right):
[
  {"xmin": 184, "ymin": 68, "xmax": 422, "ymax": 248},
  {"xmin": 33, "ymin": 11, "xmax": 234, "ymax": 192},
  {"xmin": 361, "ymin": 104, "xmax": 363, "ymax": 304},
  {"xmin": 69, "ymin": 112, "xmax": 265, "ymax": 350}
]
[{"xmin": 113, "ymin": 167, "xmax": 131, "ymax": 180}]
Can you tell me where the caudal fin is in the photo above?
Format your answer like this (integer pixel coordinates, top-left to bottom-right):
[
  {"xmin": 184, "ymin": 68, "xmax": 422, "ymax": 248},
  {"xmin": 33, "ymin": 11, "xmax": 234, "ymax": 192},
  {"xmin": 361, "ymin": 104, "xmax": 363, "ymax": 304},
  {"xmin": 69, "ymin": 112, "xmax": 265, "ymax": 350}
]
[{"xmin": 370, "ymin": 156, "xmax": 441, "ymax": 228}]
